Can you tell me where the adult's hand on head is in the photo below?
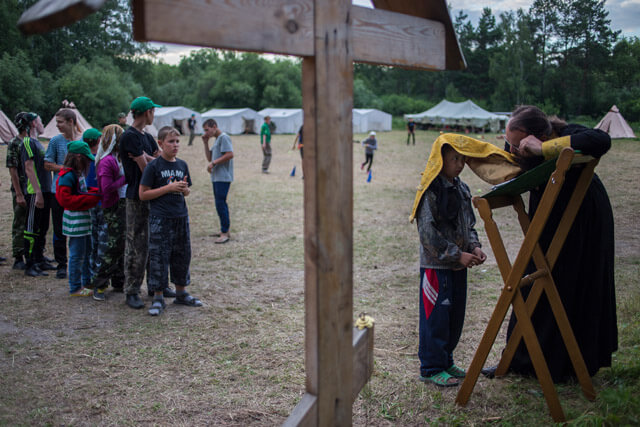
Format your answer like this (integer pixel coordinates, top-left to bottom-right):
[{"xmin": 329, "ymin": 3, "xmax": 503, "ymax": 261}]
[{"xmin": 517, "ymin": 135, "xmax": 543, "ymax": 157}]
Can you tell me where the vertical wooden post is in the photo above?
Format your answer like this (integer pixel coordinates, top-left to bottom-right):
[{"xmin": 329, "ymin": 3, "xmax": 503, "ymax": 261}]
[{"xmin": 301, "ymin": 0, "xmax": 354, "ymax": 424}]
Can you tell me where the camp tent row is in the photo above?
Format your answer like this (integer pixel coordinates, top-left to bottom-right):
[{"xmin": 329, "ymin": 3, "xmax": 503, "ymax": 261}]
[
  {"xmin": 405, "ymin": 99, "xmax": 508, "ymax": 133},
  {"xmin": 202, "ymin": 108, "xmax": 262, "ymax": 135}
]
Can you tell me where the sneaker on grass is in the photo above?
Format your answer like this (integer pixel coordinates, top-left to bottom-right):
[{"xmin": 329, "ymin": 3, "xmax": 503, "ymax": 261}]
[
  {"xmin": 93, "ymin": 288, "xmax": 106, "ymax": 301},
  {"xmin": 70, "ymin": 288, "xmax": 92, "ymax": 297},
  {"xmin": 148, "ymin": 298, "xmax": 166, "ymax": 316}
]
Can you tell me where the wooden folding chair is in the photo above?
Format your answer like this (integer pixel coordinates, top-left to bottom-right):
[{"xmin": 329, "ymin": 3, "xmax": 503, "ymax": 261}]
[{"xmin": 455, "ymin": 147, "xmax": 599, "ymax": 422}]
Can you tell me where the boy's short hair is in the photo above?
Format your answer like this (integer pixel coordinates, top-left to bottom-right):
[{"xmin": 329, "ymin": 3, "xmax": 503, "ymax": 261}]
[
  {"xmin": 441, "ymin": 143, "xmax": 456, "ymax": 157},
  {"xmin": 55, "ymin": 108, "xmax": 77, "ymax": 124},
  {"xmin": 157, "ymin": 126, "xmax": 180, "ymax": 141},
  {"xmin": 203, "ymin": 118, "xmax": 217, "ymax": 128}
]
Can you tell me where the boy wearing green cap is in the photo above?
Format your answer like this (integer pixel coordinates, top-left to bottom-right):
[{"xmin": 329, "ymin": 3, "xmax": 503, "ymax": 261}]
[
  {"xmin": 120, "ymin": 96, "xmax": 164, "ymax": 309},
  {"xmin": 56, "ymin": 141, "xmax": 101, "ymax": 296}
]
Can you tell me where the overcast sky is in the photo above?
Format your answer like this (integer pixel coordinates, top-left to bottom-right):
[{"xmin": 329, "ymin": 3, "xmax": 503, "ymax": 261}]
[{"xmin": 151, "ymin": 0, "xmax": 640, "ymax": 65}]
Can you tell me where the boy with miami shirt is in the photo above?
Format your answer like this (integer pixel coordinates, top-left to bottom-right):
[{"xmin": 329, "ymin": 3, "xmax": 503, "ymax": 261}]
[{"xmin": 139, "ymin": 126, "xmax": 203, "ymax": 316}]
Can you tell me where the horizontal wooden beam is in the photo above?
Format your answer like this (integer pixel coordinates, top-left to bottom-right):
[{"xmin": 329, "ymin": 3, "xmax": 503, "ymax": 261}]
[
  {"xmin": 283, "ymin": 392, "xmax": 317, "ymax": 427},
  {"xmin": 132, "ymin": 0, "xmax": 445, "ymax": 70},
  {"xmin": 283, "ymin": 326, "xmax": 374, "ymax": 426},
  {"xmin": 352, "ymin": 326, "xmax": 374, "ymax": 401}
]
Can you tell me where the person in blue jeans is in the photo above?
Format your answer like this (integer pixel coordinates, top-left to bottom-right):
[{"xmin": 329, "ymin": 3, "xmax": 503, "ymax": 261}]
[
  {"xmin": 414, "ymin": 144, "xmax": 486, "ymax": 387},
  {"xmin": 55, "ymin": 141, "xmax": 101, "ymax": 296},
  {"xmin": 202, "ymin": 118, "xmax": 234, "ymax": 244}
]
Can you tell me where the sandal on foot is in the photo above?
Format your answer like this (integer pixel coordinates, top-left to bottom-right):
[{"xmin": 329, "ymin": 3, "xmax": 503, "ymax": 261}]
[
  {"xmin": 446, "ymin": 364, "xmax": 466, "ymax": 378},
  {"xmin": 148, "ymin": 298, "xmax": 166, "ymax": 316},
  {"xmin": 174, "ymin": 293, "xmax": 203, "ymax": 307},
  {"xmin": 420, "ymin": 371, "xmax": 460, "ymax": 387}
]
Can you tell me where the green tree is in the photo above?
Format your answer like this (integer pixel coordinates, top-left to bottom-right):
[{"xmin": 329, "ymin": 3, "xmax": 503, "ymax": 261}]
[
  {"xmin": 0, "ymin": 51, "xmax": 44, "ymax": 118},
  {"xmin": 555, "ymin": 0, "xmax": 619, "ymax": 115},
  {"xmin": 489, "ymin": 11, "xmax": 538, "ymax": 110},
  {"xmin": 56, "ymin": 56, "xmax": 142, "ymax": 127}
]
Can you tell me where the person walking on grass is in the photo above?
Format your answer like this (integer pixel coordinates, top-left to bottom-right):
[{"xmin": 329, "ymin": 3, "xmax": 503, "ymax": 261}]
[
  {"xmin": 16, "ymin": 112, "xmax": 53, "ymax": 277},
  {"xmin": 260, "ymin": 115, "xmax": 272, "ymax": 173},
  {"xmin": 360, "ymin": 131, "xmax": 377, "ymax": 172},
  {"xmin": 187, "ymin": 113, "xmax": 197, "ymax": 146},
  {"xmin": 202, "ymin": 118, "xmax": 234, "ymax": 244},
  {"xmin": 55, "ymin": 141, "xmax": 101, "ymax": 296},
  {"xmin": 407, "ymin": 118, "xmax": 416, "ymax": 145},
  {"xmin": 414, "ymin": 143, "xmax": 486, "ymax": 387},
  {"xmin": 139, "ymin": 126, "xmax": 203, "ymax": 316}
]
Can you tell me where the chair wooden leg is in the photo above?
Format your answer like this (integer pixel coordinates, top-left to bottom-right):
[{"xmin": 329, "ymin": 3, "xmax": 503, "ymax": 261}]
[{"xmin": 512, "ymin": 292, "xmax": 565, "ymax": 422}]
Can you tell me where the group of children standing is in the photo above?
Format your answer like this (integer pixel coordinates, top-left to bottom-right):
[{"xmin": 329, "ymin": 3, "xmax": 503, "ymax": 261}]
[
  {"xmin": 8, "ymin": 98, "xmax": 202, "ymax": 316},
  {"xmin": 8, "ymin": 100, "xmax": 488, "ymax": 381}
]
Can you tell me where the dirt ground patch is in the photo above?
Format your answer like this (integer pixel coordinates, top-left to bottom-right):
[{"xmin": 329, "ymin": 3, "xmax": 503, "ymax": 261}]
[{"xmin": 0, "ymin": 130, "xmax": 637, "ymax": 425}]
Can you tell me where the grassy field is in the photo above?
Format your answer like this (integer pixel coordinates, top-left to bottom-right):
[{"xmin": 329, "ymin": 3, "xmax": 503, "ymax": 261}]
[{"xmin": 0, "ymin": 129, "xmax": 638, "ymax": 425}]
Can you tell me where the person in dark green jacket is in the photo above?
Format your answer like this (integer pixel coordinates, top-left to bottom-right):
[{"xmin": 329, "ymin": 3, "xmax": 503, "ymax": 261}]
[{"xmin": 260, "ymin": 116, "xmax": 272, "ymax": 173}]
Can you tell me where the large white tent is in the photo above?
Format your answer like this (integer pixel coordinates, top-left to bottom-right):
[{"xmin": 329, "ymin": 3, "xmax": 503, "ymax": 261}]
[
  {"xmin": 152, "ymin": 106, "xmax": 203, "ymax": 136},
  {"xmin": 41, "ymin": 106, "xmax": 92, "ymax": 139},
  {"xmin": 352, "ymin": 108, "xmax": 392, "ymax": 133},
  {"xmin": 595, "ymin": 105, "xmax": 636, "ymax": 138},
  {"xmin": 201, "ymin": 108, "xmax": 262, "ymax": 135},
  {"xmin": 0, "ymin": 109, "xmax": 18, "ymax": 143},
  {"xmin": 259, "ymin": 108, "xmax": 303, "ymax": 134},
  {"xmin": 405, "ymin": 99, "xmax": 507, "ymax": 132}
]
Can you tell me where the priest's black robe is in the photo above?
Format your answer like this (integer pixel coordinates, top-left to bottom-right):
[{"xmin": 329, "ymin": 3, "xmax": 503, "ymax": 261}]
[{"xmin": 505, "ymin": 124, "xmax": 617, "ymax": 383}]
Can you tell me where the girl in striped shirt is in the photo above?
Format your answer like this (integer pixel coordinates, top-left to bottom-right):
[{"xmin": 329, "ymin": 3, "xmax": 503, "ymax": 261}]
[{"xmin": 55, "ymin": 141, "xmax": 101, "ymax": 296}]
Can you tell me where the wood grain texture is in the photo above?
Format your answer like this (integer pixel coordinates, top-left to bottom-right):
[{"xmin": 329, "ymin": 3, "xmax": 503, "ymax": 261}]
[
  {"xmin": 283, "ymin": 393, "xmax": 318, "ymax": 427},
  {"xmin": 352, "ymin": 327, "xmax": 374, "ymax": 401},
  {"xmin": 132, "ymin": 0, "xmax": 445, "ymax": 70},
  {"xmin": 372, "ymin": 0, "xmax": 465, "ymax": 70},
  {"xmin": 310, "ymin": 0, "xmax": 354, "ymax": 424}
]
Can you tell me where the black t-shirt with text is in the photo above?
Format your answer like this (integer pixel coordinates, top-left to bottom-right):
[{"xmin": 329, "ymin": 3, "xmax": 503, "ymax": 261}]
[
  {"xmin": 120, "ymin": 127, "xmax": 159, "ymax": 200},
  {"xmin": 140, "ymin": 156, "xmax": 192, "ymax": 218}
]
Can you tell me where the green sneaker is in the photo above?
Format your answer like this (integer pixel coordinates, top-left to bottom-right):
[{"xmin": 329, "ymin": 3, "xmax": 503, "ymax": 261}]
[
  {"xmin": 93, "ymin": 288, "xmax": 106, "ymax": 301},
  {"xmin": 419, "ymin": 371, "xmax": 460, "ymax": 387},
  {"xmin": 446, "ymin": 364, "xmax": 466, "ymax": 378}
]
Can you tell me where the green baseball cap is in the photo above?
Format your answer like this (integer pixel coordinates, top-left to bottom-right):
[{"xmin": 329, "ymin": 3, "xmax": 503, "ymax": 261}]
[
  {"xmin": 67, "ymin": 140, "xmax": 95, "ymax": 161},
  {"xmin": 82, "ymin": 128, "xmax": 102, "ymax": 142},
  {"xmin": 130, "ymin": 96, "xmax": 161, "ymax": 114}
]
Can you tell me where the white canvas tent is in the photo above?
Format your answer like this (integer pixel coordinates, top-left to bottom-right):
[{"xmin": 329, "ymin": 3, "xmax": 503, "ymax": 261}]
[
  {"xmin": 201, "ymin": 108, "xmax": 261, "ymax": 135},
  {"xmin": 125, "ymin": 112, "xmax": 159, "ymax": 137},
  {"xmin": 259, "ymin": 108, "xmax": 303, "ymax": 134},
  {"xmin": 41, "ymin": 106, "xmax": 92, "ymax": 139},
  {"xmin": 352, "ymin": 109, "xmax": 392, "ymax": 133},
  {"xmin": 405, "ymin": 99, "xmax": 507, "ymax": 132},
  {"xmin": 595, "ymin": 105, "xmax": 636, "ymax": 138},
  {"xmin": 152, "ymin": 106, "xmax": 203, "ymax": 136},
  {"xmin": 0, "ymin": 110, "xmax": 18, "ymax": 143}
]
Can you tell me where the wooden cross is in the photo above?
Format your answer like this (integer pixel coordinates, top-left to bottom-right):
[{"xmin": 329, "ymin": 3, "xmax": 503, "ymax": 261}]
[{"xmin": 19, "ymin": 1, "xmax": 463, "ymax": 424}]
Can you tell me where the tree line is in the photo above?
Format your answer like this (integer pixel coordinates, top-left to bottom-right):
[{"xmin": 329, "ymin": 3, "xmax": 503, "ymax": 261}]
[{"xmin": 1, "ymin": 0, "xmax": 639, "ymax": 128}]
